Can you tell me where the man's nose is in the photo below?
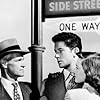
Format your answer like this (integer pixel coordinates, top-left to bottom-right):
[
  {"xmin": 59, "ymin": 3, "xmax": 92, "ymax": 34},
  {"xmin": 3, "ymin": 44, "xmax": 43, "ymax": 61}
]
[
  {"xmin": 21, "ymin": 60, "xmax": 25, "ymax": 68},
  {"xmin": 21, "ymin": 65, "xmax": 25, "ymax": 68}
]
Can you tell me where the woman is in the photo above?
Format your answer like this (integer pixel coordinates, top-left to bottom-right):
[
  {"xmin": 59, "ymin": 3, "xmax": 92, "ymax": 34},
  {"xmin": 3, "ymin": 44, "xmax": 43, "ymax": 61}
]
[
  {"xmin": 64, "ymin": 52, "xmax": 100, "ymax": 100},
  {"xmin": 82, "ymin": 53, "xmax": 100, "ymax": 95}
]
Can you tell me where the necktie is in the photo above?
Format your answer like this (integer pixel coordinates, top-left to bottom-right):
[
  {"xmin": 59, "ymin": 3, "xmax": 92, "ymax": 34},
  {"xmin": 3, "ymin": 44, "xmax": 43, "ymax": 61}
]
[
  {"xmin": 12, "ymin": 82, "xmax": 21, "ymax": 100},
  {"xmin": 65, "ymin": 72, "xmax": 75, "ymax": 90}
]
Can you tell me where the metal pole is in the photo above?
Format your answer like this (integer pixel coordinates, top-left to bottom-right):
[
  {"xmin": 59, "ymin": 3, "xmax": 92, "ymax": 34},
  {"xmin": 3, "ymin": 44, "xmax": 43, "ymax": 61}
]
[{"xmin": 29, "ymin": 0, "xmax": 45, "ymax": 99}]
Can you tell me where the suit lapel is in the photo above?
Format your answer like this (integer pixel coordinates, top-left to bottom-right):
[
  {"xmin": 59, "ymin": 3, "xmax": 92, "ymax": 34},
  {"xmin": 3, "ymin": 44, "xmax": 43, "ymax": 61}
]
[
  {"xmin": 19, "ymin": 82, "xmax": 32, "ymax": 100},
  {"xmin": 0, "ymin": 80, "xmax": 12, "ymax": 100},
  {"xmin": 45, "ymin": 72, "xmax": 66, "ymax": 100}
]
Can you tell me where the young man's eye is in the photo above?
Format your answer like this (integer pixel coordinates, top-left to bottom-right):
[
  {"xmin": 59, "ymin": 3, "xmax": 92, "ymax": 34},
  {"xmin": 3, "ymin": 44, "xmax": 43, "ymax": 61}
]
[
  {"xmin": 59, "ymin": 50, "xmax": 63, "ymax": 53},
  {"xmin": 55, "ymin": 49, "xmax": 63, "ymax": 54}
]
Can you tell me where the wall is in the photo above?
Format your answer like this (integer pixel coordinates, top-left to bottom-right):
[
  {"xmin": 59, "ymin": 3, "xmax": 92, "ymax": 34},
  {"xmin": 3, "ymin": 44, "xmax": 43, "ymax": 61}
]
[
  {"xmin": 43, "ymin": 16, "xmax": 100, "ymax": 79},
  {"xmin": 0, "ymin": 0, "xmax": 31, "ymax": 82}
]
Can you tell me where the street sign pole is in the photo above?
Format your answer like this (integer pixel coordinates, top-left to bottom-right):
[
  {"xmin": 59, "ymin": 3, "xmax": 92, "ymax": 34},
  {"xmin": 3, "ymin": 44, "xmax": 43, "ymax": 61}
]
[{"xmin": 29, "ymin": 0, "xmax": 45, "ymax": 99}]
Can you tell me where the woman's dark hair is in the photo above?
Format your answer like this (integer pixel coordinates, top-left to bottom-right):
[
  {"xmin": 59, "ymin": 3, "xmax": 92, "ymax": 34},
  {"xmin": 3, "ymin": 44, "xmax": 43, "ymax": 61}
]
[{"xmin": 82, "ymin": 53, "xmax": 100, "ymax": 95}]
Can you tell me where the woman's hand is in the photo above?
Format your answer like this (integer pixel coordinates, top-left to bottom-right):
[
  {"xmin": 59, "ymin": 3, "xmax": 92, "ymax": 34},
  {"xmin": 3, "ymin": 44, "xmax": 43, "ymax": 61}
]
[{"xmin": 73, "ymin": 59, "xmax": 86, "ymax": 83}]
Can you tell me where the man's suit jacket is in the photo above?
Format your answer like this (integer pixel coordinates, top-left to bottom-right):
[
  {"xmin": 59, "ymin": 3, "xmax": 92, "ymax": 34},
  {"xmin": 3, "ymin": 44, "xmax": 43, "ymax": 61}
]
[
  {"xmin": 0, "ymin": 79, "xmax": 32, "ymax": 100},
  {"xmin": 41, "ymin": 72, "xmax": 84, "ymax": 100}
]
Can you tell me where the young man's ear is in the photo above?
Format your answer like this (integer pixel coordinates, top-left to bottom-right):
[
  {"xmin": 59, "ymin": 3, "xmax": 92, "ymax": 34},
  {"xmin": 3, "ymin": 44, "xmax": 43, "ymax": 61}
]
[
  {"xmin": 72, "ymin": 47, "xmax": 79, "ymax": 56},
  {"xmin": 72, "ymin": 47, "xmax": 79, "ymax": 54}
]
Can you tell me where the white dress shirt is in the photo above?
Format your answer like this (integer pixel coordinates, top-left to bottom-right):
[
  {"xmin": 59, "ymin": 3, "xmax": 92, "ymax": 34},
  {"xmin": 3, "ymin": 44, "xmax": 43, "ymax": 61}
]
[
  {"xmin": 63, "ymin": 69, "xmax": 70, "ymax": 81},
  {"xmin": 1, "ymin": 77, "xmax": 23, "ymax": 100},
  {"xmin": 63, "ymin": 69, "xmax": 74, "ymax": 89}
]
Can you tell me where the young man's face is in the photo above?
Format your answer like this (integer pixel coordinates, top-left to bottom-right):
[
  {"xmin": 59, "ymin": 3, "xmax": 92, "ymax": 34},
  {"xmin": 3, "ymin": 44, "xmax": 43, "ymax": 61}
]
[
  {"xmin": 54, "ymin": 41, "xmax": 75, "ymax": 69},
  {"xmin": 6, "ymin": 54, "xmax": 25, "ymax": 78}
]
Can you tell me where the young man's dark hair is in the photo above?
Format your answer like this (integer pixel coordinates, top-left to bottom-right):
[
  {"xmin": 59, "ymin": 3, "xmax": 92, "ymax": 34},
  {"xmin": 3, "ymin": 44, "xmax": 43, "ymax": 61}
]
[{"xmin": 52, "ymin": 32, "xmax": 82, "ymax": 52}]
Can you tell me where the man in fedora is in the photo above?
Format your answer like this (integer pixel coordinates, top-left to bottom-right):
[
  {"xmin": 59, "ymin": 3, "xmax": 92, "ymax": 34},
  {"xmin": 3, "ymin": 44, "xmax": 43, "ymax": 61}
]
[{"xmin": 0, "ymin": 38, "xmax": 32, "ymax": 100}]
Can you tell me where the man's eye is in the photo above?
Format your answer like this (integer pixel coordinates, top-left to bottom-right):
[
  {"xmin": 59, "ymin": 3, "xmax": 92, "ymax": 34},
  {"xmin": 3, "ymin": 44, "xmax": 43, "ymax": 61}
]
[
  {"xmin": 18, "ymin": 59, "xmax": 22, "ymax": 61},
  {"xmin": 15, "ymin": 59, "xmax": 20, "ymax": 62},
  {"xmin": 17, "ymin": 58, "xmax": 23, "ymax": 61}
]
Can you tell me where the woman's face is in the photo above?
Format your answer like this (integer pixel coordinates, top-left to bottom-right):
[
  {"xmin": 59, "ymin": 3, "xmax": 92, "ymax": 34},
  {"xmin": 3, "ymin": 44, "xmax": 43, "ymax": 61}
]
[
  {"xmin": 73, "ymin": 59, "xmax": 86, "ymax": 83},
  {"xmin": 82, "ymin": 57, "xmax": 100, "ymax": 87}
]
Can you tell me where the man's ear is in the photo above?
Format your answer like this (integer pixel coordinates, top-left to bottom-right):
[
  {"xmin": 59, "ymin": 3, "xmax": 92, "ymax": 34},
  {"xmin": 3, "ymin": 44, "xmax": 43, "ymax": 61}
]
[{"xmin": 2, "ymin": 63, "xmax": 7, "ymax": 68}]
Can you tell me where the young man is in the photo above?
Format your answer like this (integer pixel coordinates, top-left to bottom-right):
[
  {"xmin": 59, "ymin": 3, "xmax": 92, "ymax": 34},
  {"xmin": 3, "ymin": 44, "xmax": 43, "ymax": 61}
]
[
  {"xmin": 0, "ymin": 38, "xmax": 32, "ymax": 100},
  {"xmin": 40, "ymin": 32, "xmax": 97, "ymax": 100}
]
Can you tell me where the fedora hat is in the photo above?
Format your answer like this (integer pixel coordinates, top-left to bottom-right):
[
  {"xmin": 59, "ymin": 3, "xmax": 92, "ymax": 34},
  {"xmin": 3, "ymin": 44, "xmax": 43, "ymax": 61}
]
[{"xmin": 0, "ymin": 38, "xmax": 30, "ymax": 58}]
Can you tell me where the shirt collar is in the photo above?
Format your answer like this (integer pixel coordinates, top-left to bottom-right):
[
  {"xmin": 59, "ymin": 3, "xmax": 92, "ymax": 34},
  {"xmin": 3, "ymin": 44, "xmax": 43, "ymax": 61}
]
[
  {"xmin": 63, "ymin": 69, "xmax": 70, "ymax": 81},
  {"xmin": 63, "ymin": 69, "xmax": 75, "ymax": 81},
  {"xmin": 1, "ymin": 77, "xmax": 18, "ymax": 87},
  {"xmin": 1, "ymin": 77, "xmax": 23, "ymax": 100}
]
